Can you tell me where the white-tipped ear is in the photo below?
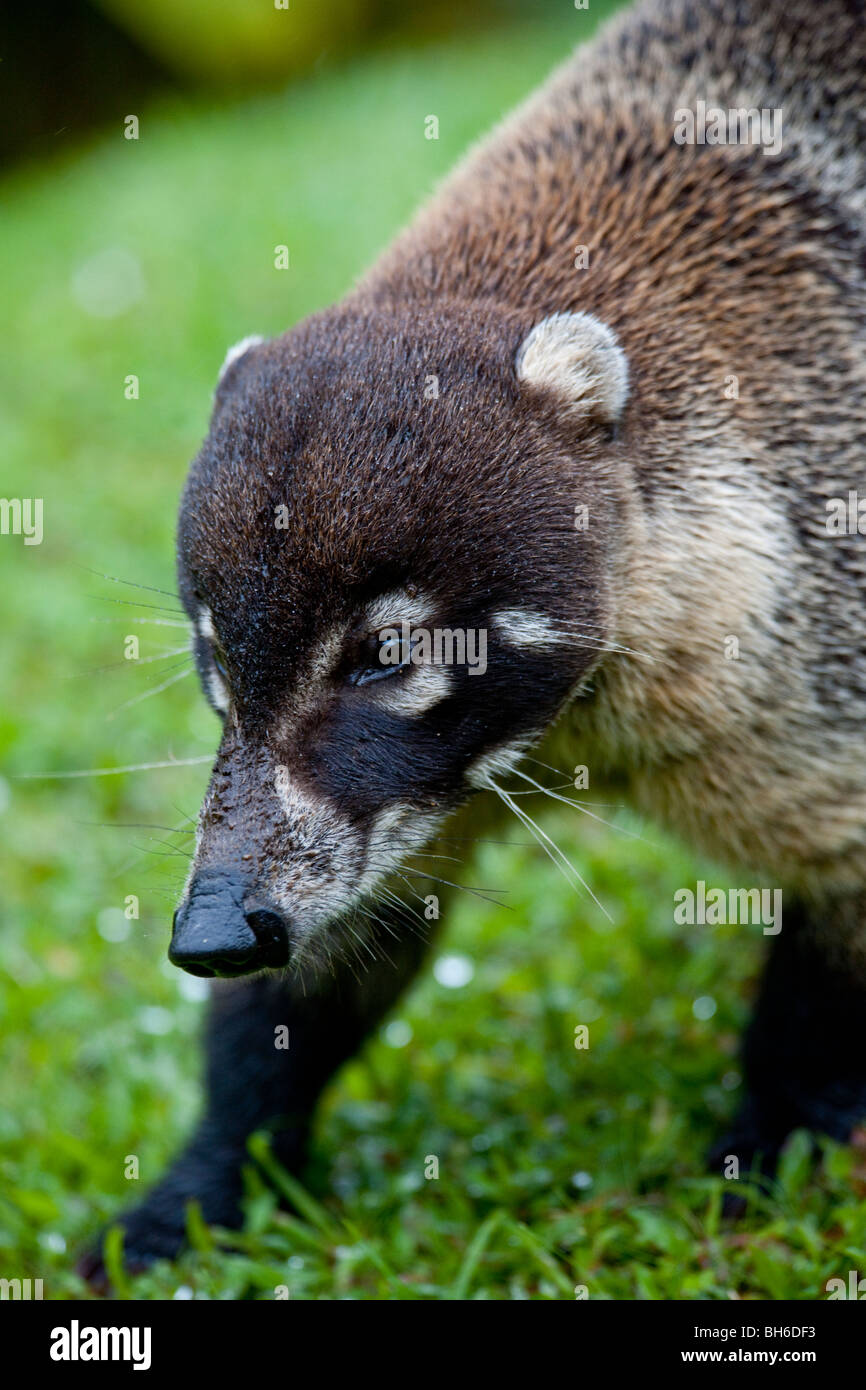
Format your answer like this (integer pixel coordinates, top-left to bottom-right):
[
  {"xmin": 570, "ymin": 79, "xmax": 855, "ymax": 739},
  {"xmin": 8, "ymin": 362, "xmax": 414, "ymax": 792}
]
[
  {"xmin": 516, "ymin": 311, "xmax": 629, "ymax": 425},
  {"xmin": 217, "ymin": 334, "xmax": 264, "ymax": 386}
]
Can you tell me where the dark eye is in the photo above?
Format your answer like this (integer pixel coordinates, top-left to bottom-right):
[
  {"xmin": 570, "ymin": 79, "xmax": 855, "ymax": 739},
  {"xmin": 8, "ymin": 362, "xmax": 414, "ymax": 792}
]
[{"xmin": 348, "ymin": 630, "xmax": 410, "ymax": 687}]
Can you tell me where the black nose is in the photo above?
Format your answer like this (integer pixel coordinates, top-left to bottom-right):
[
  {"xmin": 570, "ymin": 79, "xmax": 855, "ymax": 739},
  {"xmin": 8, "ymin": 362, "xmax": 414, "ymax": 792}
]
[{"xmin": 169, "ymin": 871, "xmax": 291, "ymax": 978}]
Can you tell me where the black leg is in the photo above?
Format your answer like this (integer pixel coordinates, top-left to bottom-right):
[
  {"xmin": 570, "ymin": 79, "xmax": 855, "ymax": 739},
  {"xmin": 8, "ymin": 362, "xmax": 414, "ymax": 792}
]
[
  {"xmin": 711, "ymin": 894, "xmax": 866, "ymax": 1185},
  {"xmin": 79, "ymin": 913, "xmax": 436, "ymax": 1279}
]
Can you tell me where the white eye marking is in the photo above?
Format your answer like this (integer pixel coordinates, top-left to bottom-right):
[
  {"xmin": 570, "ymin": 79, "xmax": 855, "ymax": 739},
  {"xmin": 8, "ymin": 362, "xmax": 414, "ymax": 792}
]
[
  {"xmin": 217, "ymin": 334, "xmax": 264, "ymax": 386},
  {"xmin": 195, "ymin": 603, "xmax": 229, "ymax": 714},
  {"xmin": 359, "ymin": 589, "xmax": 453, "ymax": 714},
  {"xmin": 375, "ymin": 663, "xmax": 451, "ymax": 717},
  {"xmin": 197, "ymin": 606, "xmax": 215, "ymax": 642},
  {"xmin": 273, "ymin": 623, "xmax": 349, "ymax": 742},
  {"xmin": 306, "ymin": 624, "xmax": 348, "ymax": 686},
  {"xmin": 492, "ymin": 608, "xmax": 567, "ymax": 648},
  {"xmin": 205, "ymin": 667, "xmax": 229, "ymax": 715},
  {"xmin": 364, "ymin": 588, "xmax": 436, "ymax": 632}
]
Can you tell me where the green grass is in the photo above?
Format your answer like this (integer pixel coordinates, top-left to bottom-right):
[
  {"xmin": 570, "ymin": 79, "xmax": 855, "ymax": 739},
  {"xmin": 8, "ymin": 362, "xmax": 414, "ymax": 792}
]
[{"xmin": 2, "ymin": 4, "xmax": 865, "ymax": 1300}]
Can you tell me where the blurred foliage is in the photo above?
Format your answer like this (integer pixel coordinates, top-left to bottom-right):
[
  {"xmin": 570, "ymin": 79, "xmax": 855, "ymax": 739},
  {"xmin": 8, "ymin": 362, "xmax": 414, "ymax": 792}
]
[
  {"xmin": 93, "ymin": 0, "xmax": 369, "ymax": 85},
  {"xmin": 1, "ymin": 0, "xmax": 589, "ymax": 169},
  {"xmin": 0, "ymin": 0, "xmax": 175, "ymax": 168},
  {"xmin": 2, "ymin": 0, "xmax": 862, "ymax": 1299},
  {"xmin": 91, "ymin": 0, "xmax": 582, "ymax": 86}
]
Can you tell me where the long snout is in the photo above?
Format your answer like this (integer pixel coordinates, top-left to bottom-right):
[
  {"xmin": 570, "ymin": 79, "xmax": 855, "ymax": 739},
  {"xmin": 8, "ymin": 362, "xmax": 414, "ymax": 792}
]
[{"xmin": 169, "ymin": 869, "xmax": 291, "ymax": 978}]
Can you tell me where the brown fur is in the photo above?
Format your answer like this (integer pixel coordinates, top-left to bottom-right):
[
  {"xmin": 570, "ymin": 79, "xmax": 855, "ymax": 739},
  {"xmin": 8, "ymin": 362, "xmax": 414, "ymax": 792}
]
[{"xmin": 360, "ymin": 0, "xmax": 866, "ymax": 901}]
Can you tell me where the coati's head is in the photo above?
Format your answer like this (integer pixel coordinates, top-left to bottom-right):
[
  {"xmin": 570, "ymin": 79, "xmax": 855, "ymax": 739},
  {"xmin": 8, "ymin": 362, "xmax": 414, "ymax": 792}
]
[{"xmin": 171, "ymin": 299, "xmax": 629, "ymax": 978}]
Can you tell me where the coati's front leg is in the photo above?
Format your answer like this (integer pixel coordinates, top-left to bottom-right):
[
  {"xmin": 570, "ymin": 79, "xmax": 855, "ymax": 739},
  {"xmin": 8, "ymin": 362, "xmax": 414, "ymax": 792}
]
[
  {"xmin": 79, "ymin": 916, "xmax": 436, "ymax": 1279},
  {"xmin": 711, "ymin": 894, "xmax": 866, "ymax": 1185}
]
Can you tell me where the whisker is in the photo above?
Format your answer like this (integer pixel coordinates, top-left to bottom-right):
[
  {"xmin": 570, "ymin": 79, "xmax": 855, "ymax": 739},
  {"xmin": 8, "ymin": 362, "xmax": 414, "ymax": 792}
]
[
  {"xmin": 80, "ymin": 646, "xmax": 192, "ymax": 676},
  {"xmin": 524, "ymin": 754, "xmax": 583, "ymax": 780},
  {"xmin": 109, "ymin": 838, "xmax": 197, "ymax": 881},
  {"xmin": 168, "ymin": 801, "xmax": 199, "ymax": 830},
  {"xmin": 508, "ymin": 765, "xmax": 651, "ymax": 844},
  {"xmin": 79, "ymin": 566, "xmax": 182, "ymax": 602},
  {"xmin": 89, "ymin": 617, "xmax": 191, "ymax": 629},
  {"xmin": 523, "ymin": 757, "xmax": 636, "ymax": 807},
  {"xmin": 363, "ymin": 887, "xmax": 441, "ymax": 956},
  {"xmin": 373, "ymin": 880, "xmax": 442, "ymax": 940},
  {"xmin": 337, "ymin": 912, "xmax": 379, "ymax": 964},
  {"xmin": 547, "ymin": 628, "xmax": 659, "ymax": 663},
  {"xmin": 365, "ymin": 862, "xmax": 510, "ymax": 910},
  {"xmin": 129, "ymin": 843, "xmax": 192, "ymax": 860},
  {"xmin": 400, "ymin": 845, "xmax": 467, "ymax": 856},
  {"xmin": 436, "ymin": 835, "xmax": 538, "ymax": 849},
  {"xmin": 376, "ymin": 883, "xmax": 431, "ymax": 934},
  {"xmin": 78, "ymin": 820, "xmax": 196, "ymax": 833},
  {"xmin": 142, "ymin": 833, "xmax": 195, "ymax": 859},
  {"xmin": 350, "ymin": 903, "xmax": 402, "ymax": 964},
  {"xmin": 364, "ymin": 895, "xmax": 405, "ymax": 940},
  {"xmin": 484, "ymin": 775, "xmax": 612, "ymax": 922},
  {"xmin": 106, "ymin": 665, "xmax": 194, "ymax": 719},
  {"xmin": 17, "ymin": 755, "xmax": 214, "ymax": 780},
  {"xmin": 87, "ymin": 595, "xmax": 186, "ymax": 616}
]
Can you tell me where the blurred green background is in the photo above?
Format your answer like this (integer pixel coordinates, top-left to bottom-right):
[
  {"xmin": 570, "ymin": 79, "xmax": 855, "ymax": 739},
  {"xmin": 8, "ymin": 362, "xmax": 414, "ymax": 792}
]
[{"xmin": 2, "ymin": 0, "xmax": 864, "ymax": 1300}]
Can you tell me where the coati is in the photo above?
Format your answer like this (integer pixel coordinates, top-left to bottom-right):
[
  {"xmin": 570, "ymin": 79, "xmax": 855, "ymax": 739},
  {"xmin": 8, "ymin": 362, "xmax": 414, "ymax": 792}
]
[{"xmin": 83, "ymin": 0, "xmax": 866, "ymax": 1275}]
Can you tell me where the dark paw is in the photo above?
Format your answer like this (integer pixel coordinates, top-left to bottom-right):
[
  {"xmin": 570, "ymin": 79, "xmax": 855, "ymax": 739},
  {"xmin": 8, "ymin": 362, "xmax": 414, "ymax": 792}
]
[
  {"xmin": 76, "ymin": 1131, "xmax": 305, "ymax": 1290},
  {"xmin": 76, "ymin": 1245, "xmax": 157, "ymax": 1297},
  {"xmin": 77, "ymin": 1210, "xmax": 189, "ymax": 1293}
]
